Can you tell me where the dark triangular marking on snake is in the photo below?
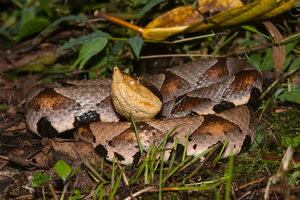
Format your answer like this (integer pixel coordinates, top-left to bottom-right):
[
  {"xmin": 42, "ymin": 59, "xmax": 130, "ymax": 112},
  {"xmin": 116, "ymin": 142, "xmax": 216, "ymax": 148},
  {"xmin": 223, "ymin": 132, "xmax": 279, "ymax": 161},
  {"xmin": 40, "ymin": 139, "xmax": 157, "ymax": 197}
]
[
  {"xmin": 213, "ymin": 101, "xmax": 235, "ymax": 113},
  {"xmin": 249, "ymin": 87, "xmax": 261, "ymax": 103},
  {"xmin": 132, "ymin": 151, "xmax": 142, "ymax": 167},
  {"xmin": 240, "ymin": 135, "xmax": 252, "ymax": 154},
  {"xmin": 114, "ymin": 152, "xmax": 125, "ymax": 161},
  {"xmin": 95, "ymin": 144, "xmax": 108, "ymax": 159},
  {"xmin": 74, "ymin": 110, "xmax": 101, "ymax": 127},
  {"xmin": 168, "ymin": 143, "xmax": 184, "ymax": 161},
  {"xmin": 37, "ymin": 116, "xmax": 58, "ymax": 137}
]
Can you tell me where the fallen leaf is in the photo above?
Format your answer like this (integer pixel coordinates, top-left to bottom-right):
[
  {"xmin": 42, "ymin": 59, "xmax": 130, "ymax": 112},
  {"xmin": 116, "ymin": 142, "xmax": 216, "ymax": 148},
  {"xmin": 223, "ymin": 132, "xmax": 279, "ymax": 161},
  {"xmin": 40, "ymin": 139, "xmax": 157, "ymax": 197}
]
[
  {"xmin": 262, "ymin": 21, "xmax": 285, "ymax": 72},
  {"xmin": 95, "ymin": 0, "xmax": 298, "ymax": 41},
  {"xmin": 0, "ymin": 76, "xmax": 35, "ymax": 105},
  {"xmin": 198, "ymin": 0, "xmax": 243, "ymax": 13},
  {"xmin": 258, "ymin": 0, "xmax": 299, "ymax": 20},
  {"xmin": 146, "ymin": 0, "xmax": 243, "ymax": 29},
  {"xmin": 145, "ymin": 6, "xmax": 202, "ymax": 28}
]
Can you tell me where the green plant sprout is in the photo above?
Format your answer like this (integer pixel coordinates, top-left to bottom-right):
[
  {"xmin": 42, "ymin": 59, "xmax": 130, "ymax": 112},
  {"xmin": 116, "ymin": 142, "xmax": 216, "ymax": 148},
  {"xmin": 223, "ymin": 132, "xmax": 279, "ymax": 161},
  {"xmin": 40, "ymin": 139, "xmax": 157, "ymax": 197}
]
[{"xmin": 32, "ymin": 172, "xmax": 52, "ymax": 200}]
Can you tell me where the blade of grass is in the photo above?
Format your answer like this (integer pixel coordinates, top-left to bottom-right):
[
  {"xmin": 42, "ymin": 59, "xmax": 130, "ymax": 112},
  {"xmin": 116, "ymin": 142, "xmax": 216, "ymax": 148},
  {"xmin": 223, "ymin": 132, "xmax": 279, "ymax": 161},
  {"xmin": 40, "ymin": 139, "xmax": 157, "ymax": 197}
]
[
  {"xmin": 109, "ymin": 167, "xmax": 125, "ymax": 199},
  {"xmin": 177, "ymin": 145, "xmax": 215, "ymax": 174},
  {"xmin": 131, "ymin": 113, "xmax": 143, "ymax": 157},
  {"xmin": 93, "ymin": 181, "xmax": 110, "ymax": 200},
  {"xmin": 129, "ymin": 161, "xmax": 147, "ymax": 185},
  {"xmin": 161, "ymin": 156, "xmax": 192, "ymax": 183},
  {"xmin": 225, "ymin": 149, "xmax": 234, "ymax": 200},
  {"xmin": 84, "ymin": 162, "xmax": 106, "ymax": 182},
  {"xmin": 182, "ymin": 133, "xmax": 189, "ymax": 162},
  {"xmin": 109, "ymin": 157, "xmax": 116, "ymax": 200},
  {"xmin": 158, "ymin": 130, "xmax": 171, "ymax": 200},
  {"xmin": 163, "ymin": 137, "xmax": 178, "ymax": 185},
  {"xmin": 212, "ymin": 139, "xmax": 228, "ymax": 167},
  {"xmin": 182, "ymin": 143, "xmax": 223, "ymax": 184},
  {"xmin": 144, "ymin": 141, "xmax": 156, "ymax": 184}
]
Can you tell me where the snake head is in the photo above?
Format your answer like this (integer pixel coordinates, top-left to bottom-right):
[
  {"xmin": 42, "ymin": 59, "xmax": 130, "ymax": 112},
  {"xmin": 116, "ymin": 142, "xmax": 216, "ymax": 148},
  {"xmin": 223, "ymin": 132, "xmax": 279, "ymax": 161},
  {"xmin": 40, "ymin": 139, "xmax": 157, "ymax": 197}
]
[{"xmin": 111, "ymin": 65, "xmax": 163, "ymax": 121}]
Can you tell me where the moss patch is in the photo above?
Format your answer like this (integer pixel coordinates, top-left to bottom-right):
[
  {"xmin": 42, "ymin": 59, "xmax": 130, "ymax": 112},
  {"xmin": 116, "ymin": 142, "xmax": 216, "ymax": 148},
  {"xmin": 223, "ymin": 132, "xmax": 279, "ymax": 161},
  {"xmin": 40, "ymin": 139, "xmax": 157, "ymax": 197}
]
[{"xmin": 267, "ymin": 107, "xmax": 300, "ymax": 153}]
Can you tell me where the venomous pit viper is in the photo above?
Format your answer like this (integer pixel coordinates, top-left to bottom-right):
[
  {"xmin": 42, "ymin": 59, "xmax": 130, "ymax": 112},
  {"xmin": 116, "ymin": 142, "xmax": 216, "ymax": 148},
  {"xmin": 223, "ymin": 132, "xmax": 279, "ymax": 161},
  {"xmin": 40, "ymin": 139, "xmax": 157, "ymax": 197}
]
[{"xmin": 25, "ymin": 57, "xmax": 262, "ymax": 165}]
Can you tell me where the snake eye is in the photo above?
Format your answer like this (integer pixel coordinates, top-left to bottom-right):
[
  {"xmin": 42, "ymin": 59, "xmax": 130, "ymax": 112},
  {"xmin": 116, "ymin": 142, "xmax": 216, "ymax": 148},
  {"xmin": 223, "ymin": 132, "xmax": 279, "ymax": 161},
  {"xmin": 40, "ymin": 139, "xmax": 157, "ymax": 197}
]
[{"xmin": 136, "ymin": 78, "xmax": 142, "ymax": 85}]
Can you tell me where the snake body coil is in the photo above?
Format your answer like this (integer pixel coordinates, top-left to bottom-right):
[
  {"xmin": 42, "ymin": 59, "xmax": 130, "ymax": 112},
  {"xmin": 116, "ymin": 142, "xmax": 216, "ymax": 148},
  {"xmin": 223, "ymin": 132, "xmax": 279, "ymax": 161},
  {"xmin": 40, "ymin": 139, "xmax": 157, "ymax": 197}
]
[{"xmin": 26, "ymin": 58, "xmax": 262, "ymax": 165}]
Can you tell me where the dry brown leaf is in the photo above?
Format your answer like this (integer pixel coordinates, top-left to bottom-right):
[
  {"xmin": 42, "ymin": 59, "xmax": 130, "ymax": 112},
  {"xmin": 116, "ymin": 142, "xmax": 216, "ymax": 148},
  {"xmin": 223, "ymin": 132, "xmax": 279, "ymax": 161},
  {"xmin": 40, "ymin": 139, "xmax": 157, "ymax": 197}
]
[
  {"xmin": 0, "ymin": 76, "xmax": 34, "ymax": 105},
  {"xmin": 262, "ymin": 21, "xmax": 285, "ymax": 72}
]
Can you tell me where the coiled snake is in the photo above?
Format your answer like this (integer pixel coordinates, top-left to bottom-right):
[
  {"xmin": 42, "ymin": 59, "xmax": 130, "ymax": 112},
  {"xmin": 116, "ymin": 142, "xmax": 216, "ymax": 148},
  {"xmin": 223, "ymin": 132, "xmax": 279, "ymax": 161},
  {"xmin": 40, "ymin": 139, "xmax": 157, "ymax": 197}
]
[{"xmin": 26, "ymin": 58, "xmax": 262, "ymax": 165}]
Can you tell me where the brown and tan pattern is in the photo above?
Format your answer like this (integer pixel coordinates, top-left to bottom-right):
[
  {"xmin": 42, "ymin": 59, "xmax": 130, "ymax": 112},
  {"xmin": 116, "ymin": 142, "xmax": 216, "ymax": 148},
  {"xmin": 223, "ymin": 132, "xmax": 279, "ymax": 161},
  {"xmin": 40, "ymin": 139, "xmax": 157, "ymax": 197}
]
[{"xmin": 25, "ymin": 57, "xmax": 262, "ymax": 165}]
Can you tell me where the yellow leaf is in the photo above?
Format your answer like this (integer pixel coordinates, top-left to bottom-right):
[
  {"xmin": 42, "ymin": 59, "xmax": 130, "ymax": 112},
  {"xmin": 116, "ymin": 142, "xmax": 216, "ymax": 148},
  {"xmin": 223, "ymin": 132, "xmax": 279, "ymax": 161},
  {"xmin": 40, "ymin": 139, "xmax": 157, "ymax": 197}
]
[
  {"xmin": 146, "ymin": 0, "xmax": 243, "ymax": 29},
  {"xmin": 145, "ymin": 6, "xmax": 201, "ymax": 28},
  {"xmin": 258, "ymin": 0, "xmax": 299, "ymax": 20},
  {"xmin": 94, "ymin": 0, "xmax": 296, "ymax": 41},
  {"xmin": 185, "ymin": 0, "xmax": 275, "ymax": 33},
  {"xmin": 198, "ymin": 0, "xmax": 243, "ymax": 13}
]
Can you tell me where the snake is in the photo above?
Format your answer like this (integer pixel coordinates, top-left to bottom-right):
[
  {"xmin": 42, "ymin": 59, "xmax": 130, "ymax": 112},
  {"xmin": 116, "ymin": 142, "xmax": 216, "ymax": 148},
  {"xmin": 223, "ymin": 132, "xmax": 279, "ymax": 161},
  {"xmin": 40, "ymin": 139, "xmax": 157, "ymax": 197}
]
[{"xmin": 25, "ymin": 57, "xmax": 262, "ymax": 165}]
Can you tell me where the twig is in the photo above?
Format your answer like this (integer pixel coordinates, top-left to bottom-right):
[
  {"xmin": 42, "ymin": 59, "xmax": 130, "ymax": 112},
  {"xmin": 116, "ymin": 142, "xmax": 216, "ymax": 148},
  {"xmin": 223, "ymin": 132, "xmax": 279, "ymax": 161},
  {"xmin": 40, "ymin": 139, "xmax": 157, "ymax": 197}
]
[
  {"xmin": 0, "ymin": 119, "xmax": 22, "ymax": 135},
  {"xmin": 124, "ymin": 187, "xmax": 156, "ymax": 200},
  {"xmin": 49, "ymin": 183, "xmax": 58, "ymax": 200},
  {"xmin": 140, "ymin": 54, "xmax": 213, "ymax": 59}
]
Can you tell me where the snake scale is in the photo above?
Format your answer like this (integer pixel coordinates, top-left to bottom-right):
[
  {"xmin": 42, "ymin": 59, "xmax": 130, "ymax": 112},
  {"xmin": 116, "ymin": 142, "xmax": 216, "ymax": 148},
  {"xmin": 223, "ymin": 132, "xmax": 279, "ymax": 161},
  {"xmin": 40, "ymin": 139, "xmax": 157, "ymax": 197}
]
[{"xmin": 25, "ymin": 58, "xmax": 262, "ymax": 165}]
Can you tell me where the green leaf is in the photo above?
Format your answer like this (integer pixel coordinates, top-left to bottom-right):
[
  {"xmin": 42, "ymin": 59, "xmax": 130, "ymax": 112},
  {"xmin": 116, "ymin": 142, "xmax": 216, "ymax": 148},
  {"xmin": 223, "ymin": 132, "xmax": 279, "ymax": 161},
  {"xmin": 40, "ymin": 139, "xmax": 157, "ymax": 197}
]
[
  {"xmin": 54, "ymin": 160, "xmax": 71, "ymax": 182},
  {"xmin": 278, "ymin": 90, "xmax": 300, "ymax": 104},
  {"xmin": 39, "ymin": 0, "xmax": 53, "ymax": 18},
  {"xmin": 239, "ymin": 39, "xmax": 263, "ymax": 48},
  {"xmin": 248, "ymin": 53, "xmax": 261, "ymax": 68},
  {"xmin": 249, "ymin": 125, "xmax": 264, "ymax": 151},
  {"xmin": 16, "ymin": 63, "xmax": 45, "ymax": 72},
  {"xmin": 73, "ymin": 37, "xmax": 108, "ymax": 69},
  {"xmin": 21, "ymin": 6, "xmax": 36, "ymax": 26},
  {"xmin": 111, "ymin": 41, "xmax": 125, "ymax": 55},
  {"xmin": 281, "ymin": 54, "xmax": 293, "ymax": 72},
  {"xmin": 294, "ymin": 1, "xmax": 300, "ymax": 7},
  {"xmin": 34, "ymin": 15, "xmax": 94, "ymax": 42},
  {"xmin": 69, "ymin": 168, "xmax": 81, "ymax": 180},
  {"xmin": 133, "ymin": 0, "xmax": 167, "ymax": 19},
  {"xmin": 0, "ymin": 104, "xmax": 6, "ymax": 111},
  {"xmin": 241, "ymin": 25, "xmax": 270, "ymax": 39},
  {"xmin": 291, "ymin": 141, "xmax": 298, "ymax": 147},
  {"xmin": 285, "ymin": 137, "xmax": 292, "ymax": 144},
  {"xmin": 88, "ymin": 56, "xmax": 108, "ymax": 79},
  {"xmin": 69, "ymin": 188, "xmax": 85, "ymax": 200},
  {"xmin": 32, "ymin": 173, "xmax": 52, "ymax": 187},
  {"xmin": 17, "ymin": 18, "xmax": 50, "ymax": 41},
  {"xmin": 289, "ymin": 57, "xmax": 300, "ymax": 71},
  {"xmin": 128, "ymin": 37, "xmax": 143, "ymax": 59},
  {"xmin": 288, "ymin": 171, "xmax": 299, "ymax": 185},
  {"xmin": 2, "ymin": 10, "xmax": 19, "ymax": 29},
  {"xmin": 260, "ymin": 48, "xmax": 274, "ymax": 71},
  {"xmin": 285, "ymin": 37, "xmax": 300, "ymax": 55},
  {"xmin": 59, "ymin": 31, "xmax": 110, "ymax": 50},
  {"xmin": 294, "ymin": 136, "xmax": 300, "ymax": 143}
]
